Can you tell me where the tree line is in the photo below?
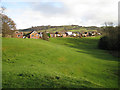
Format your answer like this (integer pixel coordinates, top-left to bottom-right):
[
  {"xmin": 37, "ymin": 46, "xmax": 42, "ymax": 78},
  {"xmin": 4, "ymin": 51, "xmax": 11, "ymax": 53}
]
[{"xmin": 98, "ymin": 23, "xmax": 120, "ymax": 55}]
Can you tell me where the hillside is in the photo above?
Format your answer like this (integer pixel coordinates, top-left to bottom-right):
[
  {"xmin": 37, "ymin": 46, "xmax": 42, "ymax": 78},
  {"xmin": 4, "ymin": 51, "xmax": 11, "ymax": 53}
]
[
  {"xmin": 19, "ymin": 25, "xmax": 99, "ymax": 33},
  {"xmin": 2, "ymin": 37, "xmax": 119, "ymax": 88}
]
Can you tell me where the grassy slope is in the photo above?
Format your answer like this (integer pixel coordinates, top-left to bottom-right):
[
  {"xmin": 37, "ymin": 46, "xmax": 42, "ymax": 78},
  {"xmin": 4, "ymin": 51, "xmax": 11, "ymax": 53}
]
[
  {"xmin": 21, "ymin": 27, "xmax": 97, "ymax": 33},
  {"xmin": 2, "ymin": 37, "xmax": 119, "ymax": 88},
  {"xmin": 68, "ymin": 29, "xmax": 97, "ymax": 32}
]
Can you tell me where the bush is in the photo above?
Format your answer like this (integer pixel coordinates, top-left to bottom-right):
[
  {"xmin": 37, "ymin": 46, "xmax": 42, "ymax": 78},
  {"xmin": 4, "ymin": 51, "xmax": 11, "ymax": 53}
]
[
  {"xmin": 47, "ymin": 33, "xmax": 50, "ymax": 38},
  {"xmin": 42, "ymin": 32, "xmax": 49, "ymax": 41},
  {"xmin": 98, "ymin": 26, "xmax": 120, "ymax": 51},
  {"xmin": 98, "ymin": 36, "xmax": 109, "ymax": 50}
]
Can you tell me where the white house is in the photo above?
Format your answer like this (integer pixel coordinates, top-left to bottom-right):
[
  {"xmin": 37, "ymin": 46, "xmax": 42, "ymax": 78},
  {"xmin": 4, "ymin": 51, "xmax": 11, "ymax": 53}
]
[
  {"xmin": 66, "ymin": 32, "xmax": 72, "ymax": 35},
  {"xmin": 72, "ymin": 33, "xmax": 76, "ymax": 37},
  {"xmin": 56, "ymin": 34, "xmax": 61, "ymax": 37}
]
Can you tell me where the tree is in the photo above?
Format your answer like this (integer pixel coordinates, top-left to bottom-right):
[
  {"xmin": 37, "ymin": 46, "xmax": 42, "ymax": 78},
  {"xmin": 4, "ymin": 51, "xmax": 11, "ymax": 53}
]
[
  {"xmin": 104, "ymin": 22, "xmax": 114, "ymax": 27},
  {"xmin": 98, "ymin": 23, "xmax": 120, "ymax": 51},
  {"xmin": 0, "ymin": 7, "xmax": 16, "ymax": 37},
  {"xmin": 42, "ymin": 31, "xmax": 49, "ymax": 41}
]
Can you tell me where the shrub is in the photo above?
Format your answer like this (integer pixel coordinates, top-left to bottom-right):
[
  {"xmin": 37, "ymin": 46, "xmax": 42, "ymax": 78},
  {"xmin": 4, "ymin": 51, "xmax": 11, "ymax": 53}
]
[
  {"xmin": 42, "ymin": 32, "xmax": 49, "ymax": 41},
  {"xmin": 98, "ymin": 36, "xmax": 109, "ymax": 50},
  {"xmin": 98, "ymin": 26, "xmax": 120, "ymax": 51},
  {"xmin": 47, "ymin": 33, "xmax": 50, "ymax": 38}
]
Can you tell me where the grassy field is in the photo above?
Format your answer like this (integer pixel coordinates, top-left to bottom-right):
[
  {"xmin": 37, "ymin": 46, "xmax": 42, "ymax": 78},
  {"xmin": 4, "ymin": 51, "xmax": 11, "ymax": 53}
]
[
  {"xmin": 68, "ymin": 29, "xmax": 97, "ymax": 32},
  {"xmin": 2, "ymin": 37, "xmax": 119, "ymax": 88}
]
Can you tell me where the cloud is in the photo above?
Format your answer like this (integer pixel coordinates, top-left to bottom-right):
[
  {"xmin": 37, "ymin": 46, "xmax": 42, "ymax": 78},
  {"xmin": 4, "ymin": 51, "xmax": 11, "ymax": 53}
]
[
  {"xmin": 1, "ymin": 0, "xmax": 119, "ymax": 29},
  {"xmin": 31, "ymin": 1, "xmax": 69, "ymax": 16}
]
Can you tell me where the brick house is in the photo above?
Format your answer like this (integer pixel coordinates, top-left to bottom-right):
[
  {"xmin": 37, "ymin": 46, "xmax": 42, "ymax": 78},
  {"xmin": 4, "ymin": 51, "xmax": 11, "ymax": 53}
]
[
  {"xmin": 14, "ymin": 31, "xmax": 23, "ymax": 38},
  {"xmin": 50, "ymin": 33, "xmax": 56, "ymax": 37},
  {"xmin": 30, "ymin": 31, "xmax": 40, "ymax": 39}
]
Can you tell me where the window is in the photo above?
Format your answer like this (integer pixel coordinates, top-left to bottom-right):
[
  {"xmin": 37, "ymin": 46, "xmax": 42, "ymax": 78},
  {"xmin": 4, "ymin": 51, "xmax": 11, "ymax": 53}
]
[
  {"xmin": 18, "ymin": 35, "xmax": 21, "ymax": 37},
  {"xmin": 32, "ymin": 35, "xmax": 34, "ymax": 37}
]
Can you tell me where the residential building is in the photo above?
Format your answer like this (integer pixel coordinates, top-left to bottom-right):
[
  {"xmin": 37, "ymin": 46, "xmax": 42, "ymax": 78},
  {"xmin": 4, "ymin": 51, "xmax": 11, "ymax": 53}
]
[
  {"xmin": 14, "ymin": 31, "xmax": 23, "ymax": 38},
  {"xmin": 30, "ymin": 31, "xmax": 39, "ymax": 39},
  {"xmin": 66, "ymin": 32, "xmax": 72, "ymax": 36}
]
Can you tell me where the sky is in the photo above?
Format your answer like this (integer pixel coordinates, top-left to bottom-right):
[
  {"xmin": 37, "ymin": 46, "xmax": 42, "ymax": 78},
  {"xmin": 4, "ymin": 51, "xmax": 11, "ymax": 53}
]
[{"xmin": 0, "ymin": 0, "xmax": 119, "ymax": 29}]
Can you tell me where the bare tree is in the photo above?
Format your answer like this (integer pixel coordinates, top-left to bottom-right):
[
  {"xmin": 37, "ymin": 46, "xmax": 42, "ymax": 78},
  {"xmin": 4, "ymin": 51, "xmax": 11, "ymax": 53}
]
[
  {"xmin": 0, "ymin": 6, "xmax": 5, "ymax": 34},
  {"xmin": 0, "ymin": 6, "xmax": 6, "ymax": 14},
  {"xmin": 104, "ymin": 22, "xmax": 114, "ymax": 27}
]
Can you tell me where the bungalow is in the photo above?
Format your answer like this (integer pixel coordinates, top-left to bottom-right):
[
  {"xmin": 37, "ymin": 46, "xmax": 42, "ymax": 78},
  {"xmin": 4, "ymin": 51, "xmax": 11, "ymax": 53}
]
[
  {"xmin": 14, "ymin": 31, "xmax": 23, "ymax": 38},
  {"xmin": 30, "ymin": 31, "xmax": 40, "ymax": 39}
]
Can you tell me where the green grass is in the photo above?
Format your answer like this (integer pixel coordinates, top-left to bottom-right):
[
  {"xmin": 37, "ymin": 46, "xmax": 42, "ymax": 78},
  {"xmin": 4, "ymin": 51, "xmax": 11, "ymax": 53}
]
[
  {"xmin": 2, "ymin": 37, "xmax": 119, "ymax": 88},
  {"xmin": 68, "ymin": 29, "xmax": 97, "ymax": 32}
]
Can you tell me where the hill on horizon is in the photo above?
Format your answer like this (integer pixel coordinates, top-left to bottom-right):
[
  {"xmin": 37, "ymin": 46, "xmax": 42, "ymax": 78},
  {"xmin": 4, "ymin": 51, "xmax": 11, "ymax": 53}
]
[{"xmin": 19, "ymin": 25, "xmax": 99, "ymax": 33}]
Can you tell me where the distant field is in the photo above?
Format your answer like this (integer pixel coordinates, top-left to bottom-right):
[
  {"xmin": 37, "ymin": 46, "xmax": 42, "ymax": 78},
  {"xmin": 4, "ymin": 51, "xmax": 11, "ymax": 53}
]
[
  {"xmin": 2, "ymin": 37, "xmax": 119, "ymax": 88},
  {"xmin": 68, "ymin": 29, "xmax": 97, "ymax": 32},
  {"xmin": 20, "ymin": 27, "xmax": 97, "ymax": 33}
]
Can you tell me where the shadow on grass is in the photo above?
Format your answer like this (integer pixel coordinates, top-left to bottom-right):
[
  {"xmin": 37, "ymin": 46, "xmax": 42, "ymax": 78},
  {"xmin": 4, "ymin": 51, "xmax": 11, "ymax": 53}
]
[{"xmin": 56, "ymin": 37, "xmax": 119, "ymax": 62}]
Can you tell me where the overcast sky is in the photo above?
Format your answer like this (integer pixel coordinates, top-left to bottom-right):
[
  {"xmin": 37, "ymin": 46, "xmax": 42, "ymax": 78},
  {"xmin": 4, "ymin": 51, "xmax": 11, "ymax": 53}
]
[{"xmin": 0, "ymin": 0, "xmax": 119, "ymax": 29}]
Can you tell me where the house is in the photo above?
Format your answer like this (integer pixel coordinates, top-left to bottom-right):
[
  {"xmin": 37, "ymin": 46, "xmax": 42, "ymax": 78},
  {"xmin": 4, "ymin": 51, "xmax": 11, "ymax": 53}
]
[
  {"xmin": 75, "ymin": 32, "xmax": 80, "ymax": 36},
  {"xmin": 50, "ymin": 33, "xmax": 56, "ymax": 37},
  {"xmin": 55, "ymin": 32, "xmax": 61, "ymax": 37},
  {"xmin": 66, "ymin": 32, "xmax": 72, "ymax": 36},
  {"xmin": 30, "ymin": 31, "xmax": 40, "ymax": 39},
  {"xmin": 91, "ymin": 31, "xmax": 97, "ymax": 36},
  {"xmin": 82, "ymin": 32, "xmax": 88, "ymax": 37},
  {"xmin": 59, "ymin": 32, "xmax": 66, "ymax": 37},
  {"xmin": 97, "ymin": 32, "xmax": 101, "ymax": 35},
  {"xmin": 14, "ymin": 31, "xmax": 23, "ymax": 38},
  {"xmin": 61, "ymin": 33, "xmax": 66, "ymax": 37},
  {"xmin": 56, "ymin": 34, "xmax": 61, "ymax": 37},
  {"xmin": 72, "ymin": 33, "xmax": 76, "ymax": 37},
  {"xmin": 88, "ymin": 32, "xmax": 92, "ymax": 36}
]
